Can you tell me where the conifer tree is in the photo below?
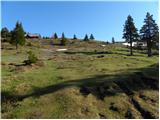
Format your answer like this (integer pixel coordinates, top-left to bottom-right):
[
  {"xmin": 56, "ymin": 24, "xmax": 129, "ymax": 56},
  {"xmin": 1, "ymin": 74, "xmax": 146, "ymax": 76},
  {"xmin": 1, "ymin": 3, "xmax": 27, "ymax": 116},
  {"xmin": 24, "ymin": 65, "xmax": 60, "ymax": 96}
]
[
  {"xmin": 60, "ymin": 32, "xmax": 67, "ymax": 45},
  {"xmin": 123, "ymin": 15, "xmax": 139, "ymax": 56},
  {"xmin": 73, "ymin": 34, "xmax": 77, "ymax": 40},
  {"xmin": 90, "ymin": 34, "xmax": 95, "ymax": 40},
  {"xmin": 112, "ymin": 37, "xmax": 115, "ymax": 44},
  {"xmin": 10, "ymin": 21, "xmax": 25, "ymax": 49},
  {"xmin": 84, "ymin": 34, "xmax": 89, "ymax": 41},
  {"xmin": 1, "ymin": 27, "xmax": 11, "ymax": 42},
  {"xmin": 140, "ymin": 12, "xmax": 159, "ymax": 57},
  {"xmin": 53, "ymin": 33, "xmax": 58, "ymax": 39}
]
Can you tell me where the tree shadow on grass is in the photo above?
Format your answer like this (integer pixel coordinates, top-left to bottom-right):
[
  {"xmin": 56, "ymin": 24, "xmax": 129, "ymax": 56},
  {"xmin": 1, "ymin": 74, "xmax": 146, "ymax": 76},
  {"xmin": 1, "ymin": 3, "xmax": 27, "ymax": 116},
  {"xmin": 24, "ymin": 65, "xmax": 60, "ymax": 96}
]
[
  {"xmin": 1, "ymin": 63, "xmax": 158, "ymax": 104},
  {"xmin": 64, "ymin": 50, "xmax": 149, "ymax": 57},
  {"xmin": 64, "ymin": 51, "xmax": 112, "ymax": 55}
]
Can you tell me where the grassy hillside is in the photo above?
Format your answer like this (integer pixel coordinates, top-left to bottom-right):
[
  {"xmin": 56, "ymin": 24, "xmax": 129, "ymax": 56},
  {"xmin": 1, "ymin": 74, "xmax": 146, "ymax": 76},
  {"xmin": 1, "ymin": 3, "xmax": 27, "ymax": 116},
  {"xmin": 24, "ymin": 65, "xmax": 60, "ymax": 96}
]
[{"xmin": 1, "ymin": 39, "xmax": 159, "ymax": 119}]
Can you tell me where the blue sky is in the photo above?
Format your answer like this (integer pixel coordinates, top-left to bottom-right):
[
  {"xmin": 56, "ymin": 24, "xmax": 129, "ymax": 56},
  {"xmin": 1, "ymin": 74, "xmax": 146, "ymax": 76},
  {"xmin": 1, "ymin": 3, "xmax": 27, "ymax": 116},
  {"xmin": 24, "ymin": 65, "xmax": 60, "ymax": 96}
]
[{"xmin": 1, "ymin": 1, "xmax": 158, "ymax": 41}]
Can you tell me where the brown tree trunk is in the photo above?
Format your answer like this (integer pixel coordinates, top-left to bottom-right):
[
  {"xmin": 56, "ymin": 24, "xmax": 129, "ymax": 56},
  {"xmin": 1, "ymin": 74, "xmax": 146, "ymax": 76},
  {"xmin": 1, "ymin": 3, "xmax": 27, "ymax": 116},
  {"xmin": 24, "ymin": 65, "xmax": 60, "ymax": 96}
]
[
  {"xmin": 130, "ymin": 41, "xmax": 133, "ymax": 56},
  {"xmin": 16, "ymin": 43, "xmax": 18, "ymax": 50},
  {"xmin": 147, "ymin": 39, "xmax": 152, "ymax": 57},
  {"xmin": 16, "ymin": 43, "xmax": 18, "ymax": 54}
]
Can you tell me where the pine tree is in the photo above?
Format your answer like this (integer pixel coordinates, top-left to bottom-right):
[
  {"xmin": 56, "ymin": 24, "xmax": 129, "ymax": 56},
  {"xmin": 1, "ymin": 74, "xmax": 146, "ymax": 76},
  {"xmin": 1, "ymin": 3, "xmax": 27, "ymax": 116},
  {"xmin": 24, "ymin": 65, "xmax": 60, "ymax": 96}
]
[
  {"xmin": 53, "ymin": 33, "xmax": 58, "ymax": 39},
  {"xmin": 1, "ymin": 27, "xmax": 11, "ymax": 42},
  {"xmin": 61, "ymin": 32, "xmax": 67, "ymax": 45},
  {"xmin": 10, "ymin": 21, "xmax": 25, "ymax": 49},
  {"xmin": 106, "ymin": 41, "xmax": 109, "ymax": 44},
  {"xmin": 123, "ymin": 15, "xmax": 139, "ymax": 56},
  {"xmin": 140, "ymin": 12, "xmax": 159, "ymax": 57},
  {"xmin": 84, "ymin": 34, "xmax": 89, "ymax": 41},
  {"xmin": 112, "ymin": 37, "xmax": 115, "ymax": 44},
  {"xmin": 73, "ymin": 34, "xmax": 77, "ymax": 40},
  {"xmin": 90, "ymin": 34, "xmax": 95, "ymax": 40}
]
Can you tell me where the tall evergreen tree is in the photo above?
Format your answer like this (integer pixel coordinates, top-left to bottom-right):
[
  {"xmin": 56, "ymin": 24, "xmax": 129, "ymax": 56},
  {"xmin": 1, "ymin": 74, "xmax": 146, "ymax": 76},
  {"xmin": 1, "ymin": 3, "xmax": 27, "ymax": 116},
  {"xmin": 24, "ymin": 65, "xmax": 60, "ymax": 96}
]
[
  {"xmin": 84, "ymin": 34, "xmax": 89, "ymax": 41},
  {"xmin": 62, "ymin": 32, "xmax": 65, "ymax": 39},
  {"xmin": 1, "ymin": 27, "xmax": 11, "ymax": 42},
  {"xmin": 53, "ymin": 33, "xmax": 58, "ymax": 39},
  {"xmin": 140, "ymin": 12, "xmax": 159, "ymax": 57},
  {"xmin": 10, "ymin": 21, "xmax": 25, "ymax": 49},
  {"xmin": 60, "ymin": 32, "xmax": 67, "ymax": 45},
  {"xmin": 73, "ymin": 34, "xmax": 77, "ymax": 40},
  {"xmin": 90, "ymin": 34, "xmax": 95, "ymax": 40},
  {"xmin": 123, "ymin": 15, "xmax": 139, "ymax": 56},
  {"xmin": 112, "ymin": 37, "xmax": 115, "ymax": 44}
]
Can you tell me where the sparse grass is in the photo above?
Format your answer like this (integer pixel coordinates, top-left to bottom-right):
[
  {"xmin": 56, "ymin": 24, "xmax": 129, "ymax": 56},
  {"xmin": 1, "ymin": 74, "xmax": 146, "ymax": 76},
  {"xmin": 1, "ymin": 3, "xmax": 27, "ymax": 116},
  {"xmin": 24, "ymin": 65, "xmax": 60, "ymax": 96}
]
[{"xmin": 1, "ymin": 40, "xmax": 159, "ymax": 118}]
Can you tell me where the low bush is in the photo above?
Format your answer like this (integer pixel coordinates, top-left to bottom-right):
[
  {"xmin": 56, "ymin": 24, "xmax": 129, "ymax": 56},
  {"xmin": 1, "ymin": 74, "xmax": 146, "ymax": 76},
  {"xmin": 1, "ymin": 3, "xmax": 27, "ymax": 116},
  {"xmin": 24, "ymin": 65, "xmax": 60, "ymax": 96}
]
[{"xmin": 24, "ymin": 51, "xmax": 38, "ymax": 65}]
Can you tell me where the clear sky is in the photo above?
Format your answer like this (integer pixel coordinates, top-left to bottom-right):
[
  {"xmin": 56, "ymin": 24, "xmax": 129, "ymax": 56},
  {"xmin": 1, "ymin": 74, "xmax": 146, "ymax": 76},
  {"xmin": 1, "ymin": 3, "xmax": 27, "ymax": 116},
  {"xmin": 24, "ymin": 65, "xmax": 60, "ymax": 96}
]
[{"xmin": 1, "ymin": 1, "xmax": 159, "ymax": 41}]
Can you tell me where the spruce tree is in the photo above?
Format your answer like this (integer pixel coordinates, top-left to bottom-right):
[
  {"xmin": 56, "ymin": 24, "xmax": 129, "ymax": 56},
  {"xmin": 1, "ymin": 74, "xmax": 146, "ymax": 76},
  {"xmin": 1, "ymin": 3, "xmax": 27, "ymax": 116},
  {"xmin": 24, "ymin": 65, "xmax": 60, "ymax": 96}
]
[
  {"xmin": 106, "ymin": 41, "xmax": 109, "ymax": 44},
  {"xmin": 61, "ymin": 32, "xmax": 67, "ymax": 45},
  {"xmin": 53, "ymin": 33, "xmax": 58, "ymax": 39},
  {"xmin": 123, "ymin": 15, "xmax": 139, "ymax": 56},
  {"xmin": 10, "ymin": 21, "xmax": 25, "ymax": 49},
  {"xmin": 112, "ymin": 37, "xmax": 115, "ymax": 44},
  {"xmin": 1, "ymin": 27, "xmax": 11, "ymax": 42},
  {"xmin": 140, "ymin": 12, "xmax": 159, "ymax": 57},
  {"xmin": 73, "ymin": 34, "xmax": 77, "ymax": 40},
  {"xmin": 90, "ymin": 34, "xmax": 95, "ymax": 40},
  {"xmin": 84, "ymin": 34, "xmax": 89, "ymax": 41}
]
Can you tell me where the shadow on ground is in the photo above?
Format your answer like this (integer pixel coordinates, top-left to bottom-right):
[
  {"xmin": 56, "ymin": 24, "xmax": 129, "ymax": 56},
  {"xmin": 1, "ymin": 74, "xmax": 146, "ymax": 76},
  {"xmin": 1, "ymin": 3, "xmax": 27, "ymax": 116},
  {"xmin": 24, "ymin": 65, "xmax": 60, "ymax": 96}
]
[
  {"xmin": 2, "ymin": 63, "xmax": 158, "ymax": 102},
  {"xmin": 1, "ymin": 63, "xmax": 159, "ymax": 119},
  {"xmin": 63, "ymin": 50, "xmax": 155, "ymax": 57},
  {"xmin": 64, "ymin": 51, "xmax": 111, "ymax": 55}
]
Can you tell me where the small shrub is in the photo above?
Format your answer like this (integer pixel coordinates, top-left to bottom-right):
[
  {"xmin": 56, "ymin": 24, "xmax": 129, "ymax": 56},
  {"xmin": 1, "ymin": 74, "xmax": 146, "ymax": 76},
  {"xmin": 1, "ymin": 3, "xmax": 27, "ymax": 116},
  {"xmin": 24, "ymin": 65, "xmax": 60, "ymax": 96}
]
[{"xmin": 24, "ymin": 51, "xmax": 38, "ymax": 65}]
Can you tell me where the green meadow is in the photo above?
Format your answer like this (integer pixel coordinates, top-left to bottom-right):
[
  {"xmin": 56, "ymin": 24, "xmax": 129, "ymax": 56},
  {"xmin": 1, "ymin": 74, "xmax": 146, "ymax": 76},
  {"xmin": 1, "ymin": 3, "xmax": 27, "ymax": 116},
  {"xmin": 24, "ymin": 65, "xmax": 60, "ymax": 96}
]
[{"xmin": 1, "ymin": 39, "xmax": 159, "ymax": 119}]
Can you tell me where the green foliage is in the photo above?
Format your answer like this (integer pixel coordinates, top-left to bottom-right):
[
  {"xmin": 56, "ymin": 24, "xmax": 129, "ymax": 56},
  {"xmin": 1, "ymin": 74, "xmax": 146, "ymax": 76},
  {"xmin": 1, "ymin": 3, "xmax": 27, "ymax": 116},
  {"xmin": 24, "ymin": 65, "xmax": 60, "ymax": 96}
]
[
  {"xmin": 84, "ymin": 34, "xmax": 89, "ymax": 41},
  {"xmin": 90, "ymin": 34, "xmax": 95, "ymax": 40},
  {"xmin": 1, "ymin": 27, "xmax": 11, "ymax": 42},
  {"xmin": 106, "ymin": 41, "xmax": 109, "ymax": 44},
  {"xmin": 73, "ymin": 34, "xmax": 77, "ymax": 40},
  {"xmin": 123, "ymin": 15, "xmax": 139, "ymax": 55},
  {"xmin": 43, "ymin": 36, "xmax": 50, "ymax": 39},
  {"xmin": 60, "ymin": 32, "xmax": 67, "ymax": 45},
  {"xmin": 112, "ymin": 37, "xmax": 115, "ymax": 44},
  {"xmin": 1, "ymin": 27, "xmax": 9, "ymax": 38},
  {"xmin": 140, "ymin": 12, "xmax": 159, "ymax": 57},
  {"xmin": 24, "ymin": 51, "xmax": 38, "ymax": 65},
  {"xmin": 53, "ymin": 33, "xmax": 58, "ymax": 39},
  {"xmin": 10, "ymin": 21, "xmax": 25, "ymax": 49}
]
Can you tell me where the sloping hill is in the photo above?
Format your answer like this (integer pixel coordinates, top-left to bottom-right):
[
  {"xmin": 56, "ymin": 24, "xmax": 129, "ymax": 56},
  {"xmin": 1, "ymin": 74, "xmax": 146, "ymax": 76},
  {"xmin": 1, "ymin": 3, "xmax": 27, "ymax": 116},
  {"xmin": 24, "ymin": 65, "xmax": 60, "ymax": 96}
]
[{"xmin": 1, "ymin": 40, "xmax": 159, "ymax": 118}]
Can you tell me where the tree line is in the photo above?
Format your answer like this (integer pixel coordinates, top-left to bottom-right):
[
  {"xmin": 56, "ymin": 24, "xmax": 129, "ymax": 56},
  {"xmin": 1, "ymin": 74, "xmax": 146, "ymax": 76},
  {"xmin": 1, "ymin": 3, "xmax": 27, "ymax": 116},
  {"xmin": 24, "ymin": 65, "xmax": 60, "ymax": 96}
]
[
  {"xmin": 52, "ymin": 33, "xmax": 95, "ymax": 40},
  {"xmin": 51, "ymin": 33, "xmax": 95, "ymax": 45},
  {"xmin": 1, "ymin": 23, "xmax": 95, "ymax": 47},
  {"xmin": 1, "ymin": 12, "xmax": 159, "ymax": 57}
]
